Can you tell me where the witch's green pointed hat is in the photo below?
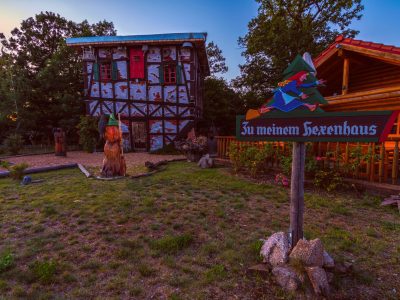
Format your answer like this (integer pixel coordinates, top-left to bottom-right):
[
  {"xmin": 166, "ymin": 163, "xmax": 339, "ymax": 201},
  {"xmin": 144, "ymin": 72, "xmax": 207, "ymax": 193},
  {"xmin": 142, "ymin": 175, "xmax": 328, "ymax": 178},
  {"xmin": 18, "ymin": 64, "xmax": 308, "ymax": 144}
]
[{"xmin": 107, "ymin": 114, "xmax": 119, "ymax": 126}]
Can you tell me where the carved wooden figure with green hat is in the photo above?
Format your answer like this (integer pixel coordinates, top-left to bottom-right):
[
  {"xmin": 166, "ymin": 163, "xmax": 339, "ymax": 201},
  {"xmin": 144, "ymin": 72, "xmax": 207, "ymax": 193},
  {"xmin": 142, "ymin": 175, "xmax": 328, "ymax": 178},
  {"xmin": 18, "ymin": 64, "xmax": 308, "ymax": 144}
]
[{"xmin": 101, "ymin": 114, "xmax": 126, "ymax": 177}]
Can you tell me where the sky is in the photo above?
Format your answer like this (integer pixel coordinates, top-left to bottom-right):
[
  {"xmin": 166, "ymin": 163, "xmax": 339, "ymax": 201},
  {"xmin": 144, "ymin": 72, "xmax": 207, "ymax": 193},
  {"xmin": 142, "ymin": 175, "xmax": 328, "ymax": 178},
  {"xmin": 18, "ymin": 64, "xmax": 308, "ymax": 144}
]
[{"xmin": 0, "ymin": 0, "xmax": 400, "ymax": 81}]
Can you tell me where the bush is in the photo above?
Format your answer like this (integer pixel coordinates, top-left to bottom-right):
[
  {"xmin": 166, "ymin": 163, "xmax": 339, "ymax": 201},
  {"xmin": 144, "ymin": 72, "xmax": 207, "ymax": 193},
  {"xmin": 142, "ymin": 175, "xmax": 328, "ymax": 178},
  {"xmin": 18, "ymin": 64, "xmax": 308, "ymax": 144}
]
[
  {"xmin": 0, "ymin": 162, "xmax": 29, "ymax": 180},
  {"xmin": 3, "ymin": 133, "xmax": 23, "ymax": 155},
  {"xmin": 314, "ymin": 169, "xmax": 343, "ymax": 192},
  {"xmin": 76, "ymin": 116, "xmax": 99, "ymax": 153}
]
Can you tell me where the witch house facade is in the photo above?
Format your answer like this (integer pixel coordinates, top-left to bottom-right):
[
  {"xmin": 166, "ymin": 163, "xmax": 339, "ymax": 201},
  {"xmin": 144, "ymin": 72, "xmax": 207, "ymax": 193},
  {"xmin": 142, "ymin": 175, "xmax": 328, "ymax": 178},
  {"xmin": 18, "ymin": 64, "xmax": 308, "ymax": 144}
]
[{"xmin": 66, "ymin": 33, "xmax": 210, "ymax": 151}]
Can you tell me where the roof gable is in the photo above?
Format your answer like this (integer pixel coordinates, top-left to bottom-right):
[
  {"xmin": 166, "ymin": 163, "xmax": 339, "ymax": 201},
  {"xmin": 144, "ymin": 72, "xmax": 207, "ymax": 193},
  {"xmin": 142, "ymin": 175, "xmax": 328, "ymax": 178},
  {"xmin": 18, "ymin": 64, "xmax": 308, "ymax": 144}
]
[{"xmin": 314, "ymin": 35, "xmax": 400, "ymax": 68}]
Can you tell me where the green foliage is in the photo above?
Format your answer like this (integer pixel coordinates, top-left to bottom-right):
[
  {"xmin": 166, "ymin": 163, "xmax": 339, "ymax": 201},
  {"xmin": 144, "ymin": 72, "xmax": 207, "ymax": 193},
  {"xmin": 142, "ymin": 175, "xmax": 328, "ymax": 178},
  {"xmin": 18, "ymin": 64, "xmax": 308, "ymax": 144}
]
[
  {"xmin": 203, "ymin": 77, "xmax": 243, "ymax": 135},
  {"xmin": 30, "ymin": 260, "xmax": 57, "ymax": 284},
  {"xmin": 249, "ymin": 240, "xmax": 264, "ymax": 261},
  {"xmin": 76, "ymin": 116, "xmax": 99, "ymax": 153},
  {"xmin": 0, "ymin": 12, "xmax": 116, "ymax": 142},
  {"xmin": 1, "ymin": 162, "xmax": 29, "ymax": 180},
  {"xmin": 228, "ymin": 143, "xmax": 244, "ymax": 173},
  {"xmin": 3, "ymin": 133, "xmax": 23, "ymax": 155},
  {"xmin": 280, "ymin": 155, "xmax": 292, "ymax": 176},
  {"xmin": 236, "ymin": 0, "xmax": 364, "ymax": 96},
  {"xmin": 314, "ymin": 169, "xmax": 343, "ymax": 192},
  {"xmin": 206, "ymin": 42, "xmax": 228, "ymax": 75},
  {"xmin": 150, "ymin": 234, "xmax": 193, "ymax": 254},
  {"xmin": 0, "ymin": 251, "xmax": 14, "ymax": 272},
  {"xmin": 229, "ymin": 143, "xmax": 275, "ymax": 176}
]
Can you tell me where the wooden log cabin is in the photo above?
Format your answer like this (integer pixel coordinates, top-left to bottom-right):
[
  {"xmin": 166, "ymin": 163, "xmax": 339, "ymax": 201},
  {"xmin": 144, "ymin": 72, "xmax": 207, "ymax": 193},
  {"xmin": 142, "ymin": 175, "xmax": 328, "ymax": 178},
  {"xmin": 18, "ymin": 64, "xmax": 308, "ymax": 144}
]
[
  {"xmin": 66, "ymin": 33, "xmax": 210, "ymax": 152},
  {"xmin": 216, "ymin": 36, "xmax": 400, "ymax": 184},
  {"xmin": 313, "ymin": 36, "xmax": 400, "ymax": 182},
  {"xmin": 316, "ymin": 35, "xmax": 400, "ymax": 125}
]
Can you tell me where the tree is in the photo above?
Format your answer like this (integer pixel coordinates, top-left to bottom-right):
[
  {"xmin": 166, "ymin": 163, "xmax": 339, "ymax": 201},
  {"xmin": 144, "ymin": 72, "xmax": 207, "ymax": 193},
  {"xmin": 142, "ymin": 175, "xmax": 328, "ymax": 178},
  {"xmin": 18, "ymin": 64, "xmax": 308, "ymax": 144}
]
[
  {"xmin": 237, "ymin": 0, "xmax": 364, "ymax": 97},
  {"xmin": 203, "ymin": 42, "xmax": 243, "ymax": 134},
  {"xmin": 0, "ymin": 12, "xmax": 116, "ymax": 143},
  {"xmin": 203, "ymin": 77, "xmax": 243, "ymax": 135},
  {"xmin": 206, "ymin": 41, "xmax": 228, "ymax": 76}
]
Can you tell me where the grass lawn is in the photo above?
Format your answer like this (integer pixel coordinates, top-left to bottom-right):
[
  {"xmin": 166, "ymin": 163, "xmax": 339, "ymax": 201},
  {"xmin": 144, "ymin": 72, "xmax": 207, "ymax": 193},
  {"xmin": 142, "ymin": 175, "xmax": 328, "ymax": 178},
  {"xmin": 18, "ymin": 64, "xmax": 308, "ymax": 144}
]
[{"xmin": 0, "ymin": 162, "xmax": 399, "ymax": 299}]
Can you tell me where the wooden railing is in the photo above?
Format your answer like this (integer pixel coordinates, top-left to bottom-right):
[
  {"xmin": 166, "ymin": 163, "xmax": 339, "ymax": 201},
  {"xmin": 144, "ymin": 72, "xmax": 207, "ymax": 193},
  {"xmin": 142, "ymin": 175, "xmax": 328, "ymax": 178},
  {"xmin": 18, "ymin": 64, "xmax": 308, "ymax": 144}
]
[{"xmin": 216, "ymin": 135, "xmax": 400, "ymax": 185}]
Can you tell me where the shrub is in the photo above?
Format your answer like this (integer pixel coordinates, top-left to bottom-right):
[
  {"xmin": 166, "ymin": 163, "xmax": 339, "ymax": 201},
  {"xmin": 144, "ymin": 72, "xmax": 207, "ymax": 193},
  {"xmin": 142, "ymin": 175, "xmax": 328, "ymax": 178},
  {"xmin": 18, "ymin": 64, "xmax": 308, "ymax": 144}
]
[
  {"xmin": 9, "ymin": 163, "xmax": 29, "ymax": 180},
  {"xmin": 3, "ymin": 133, "xmax": 23, "ymax": 155},
  {"xmin": 76, "ymin": 116, "xmax": 99, "ymax": 153},
  {"xmin": 228, "ymin": 143, "xmax": 243, "ymax": 173},
  {"xmin": 280, "ymin": 155, "xmax": 292, "ymax": 176},
  {"xmin": 314, "ymin": 169, "xmax": 343, "ymax": 192},
  {"xmin": 1, "ymin": 162, "xmax": 29, "ymax": 180}
]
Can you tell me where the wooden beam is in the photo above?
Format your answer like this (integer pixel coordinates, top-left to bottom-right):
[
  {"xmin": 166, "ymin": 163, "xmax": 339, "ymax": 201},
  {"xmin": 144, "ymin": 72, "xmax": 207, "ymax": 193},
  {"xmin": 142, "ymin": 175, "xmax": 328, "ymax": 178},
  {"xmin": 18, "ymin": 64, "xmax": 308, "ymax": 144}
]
[
  {"xmin": 325, "ymin": 85, "xmax": 400, "ymax": 101},
  {"xmin": 314, "ymin": 47, "xmax": 338, "ymax": 68},
  {"xmin": 342, "ymin": 57, "xmax": 350, "ymax": 95},
  {"xmin": 340, "ymin": 44, "xmax": 400, "ymax": 66}
]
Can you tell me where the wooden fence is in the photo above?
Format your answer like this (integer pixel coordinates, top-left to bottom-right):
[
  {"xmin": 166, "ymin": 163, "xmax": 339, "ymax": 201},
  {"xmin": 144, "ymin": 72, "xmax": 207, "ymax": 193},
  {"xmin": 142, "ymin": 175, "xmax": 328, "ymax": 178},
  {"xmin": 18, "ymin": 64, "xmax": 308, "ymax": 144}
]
[{"xmin": 215, "ymin": 136, "xmax": 400, "ymax": 185}]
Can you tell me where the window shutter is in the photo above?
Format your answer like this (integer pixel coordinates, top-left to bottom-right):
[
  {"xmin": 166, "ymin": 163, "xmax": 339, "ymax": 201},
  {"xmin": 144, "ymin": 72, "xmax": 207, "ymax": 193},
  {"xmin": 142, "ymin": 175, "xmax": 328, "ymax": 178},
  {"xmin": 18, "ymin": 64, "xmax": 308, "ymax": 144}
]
[
  {"xmin": 159, "ymin": 65, "xmax": 164, "ymax": 84},
  {"xmin": 176, "ymin": 64, "xmax": 183, "ymax": 84},
  {"xmin": 93, "ymin": 63, "xmax": 99, "ymax": 81},
  {"xmin": 112, "ymin": 61, "xmax": 118, "ymax": 80},
  {"xmin": 129, "ymin": 48, "xmax": 145, "ymax": 79}
]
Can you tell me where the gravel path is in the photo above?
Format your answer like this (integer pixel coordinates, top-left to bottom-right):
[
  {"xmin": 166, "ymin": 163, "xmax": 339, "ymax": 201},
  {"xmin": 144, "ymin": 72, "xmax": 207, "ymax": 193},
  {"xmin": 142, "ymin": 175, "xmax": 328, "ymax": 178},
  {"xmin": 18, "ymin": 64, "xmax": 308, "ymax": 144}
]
[{"xmin": 0, "ymin": 151, "xmax": 185, "ymax": 171}]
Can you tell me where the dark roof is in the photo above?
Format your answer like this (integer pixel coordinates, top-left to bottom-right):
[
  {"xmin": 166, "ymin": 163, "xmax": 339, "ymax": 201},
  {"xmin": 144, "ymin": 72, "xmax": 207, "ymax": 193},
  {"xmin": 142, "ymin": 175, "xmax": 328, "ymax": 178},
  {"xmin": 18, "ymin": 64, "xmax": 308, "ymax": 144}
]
[
  {"xmin": 66, "ymin": 32, "xmax": 209, "ymax": 75},
  {"xmin": 314, "ymin": 35, "xmax": 400, "ymax": 67}
]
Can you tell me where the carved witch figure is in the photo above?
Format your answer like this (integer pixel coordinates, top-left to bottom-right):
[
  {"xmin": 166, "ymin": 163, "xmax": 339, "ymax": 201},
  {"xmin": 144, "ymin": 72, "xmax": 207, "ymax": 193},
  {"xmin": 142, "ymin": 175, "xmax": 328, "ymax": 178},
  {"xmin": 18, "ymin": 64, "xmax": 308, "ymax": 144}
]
[
  {"xmin": 100, "ymin": 114, "xmax": 126, "ymax": 177},
  {"xmin": 53, "ymin": 127, "xmax": 66, "ymax": 156}
]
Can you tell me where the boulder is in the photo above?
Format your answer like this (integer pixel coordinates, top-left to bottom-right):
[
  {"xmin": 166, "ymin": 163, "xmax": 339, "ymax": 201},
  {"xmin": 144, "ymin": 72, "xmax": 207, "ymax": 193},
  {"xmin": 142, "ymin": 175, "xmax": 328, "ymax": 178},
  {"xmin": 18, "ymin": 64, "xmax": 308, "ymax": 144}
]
[
  {"xmin": 198, "ymin": 154, "xmax": 214, "ymax": 169},
  {"xmin": 306, "ymin": 266, "xmax": 330, "ymax": 297},
  {"xmin": 326, "ymin": 271, "xmax": 334, "ymax": 283},
  {"xmin": 289, "ymin": 238, "xmax": 324, "ymax": 267},
  {"xmin": 323, "ymin": 251, "xmax": 335, "ymax": 269},
  {"xmin": 260, "ymin": 232, "xmax": 290, "ymax": 267},
  {"xmin": 272, "ymin": 266, "xmax": 300, "ymax": 292}
]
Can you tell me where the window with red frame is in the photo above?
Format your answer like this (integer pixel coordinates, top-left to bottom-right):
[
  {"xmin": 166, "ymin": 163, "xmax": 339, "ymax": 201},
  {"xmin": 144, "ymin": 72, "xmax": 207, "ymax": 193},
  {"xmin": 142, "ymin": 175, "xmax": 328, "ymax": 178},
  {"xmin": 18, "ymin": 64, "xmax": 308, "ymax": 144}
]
[
  {"xmin": 163, "ymin": 64, "xmax": 176, "ymax": 84},
  {"xmin": 100, "ymin": 62, "xmax": 112, "ymax": 81}
]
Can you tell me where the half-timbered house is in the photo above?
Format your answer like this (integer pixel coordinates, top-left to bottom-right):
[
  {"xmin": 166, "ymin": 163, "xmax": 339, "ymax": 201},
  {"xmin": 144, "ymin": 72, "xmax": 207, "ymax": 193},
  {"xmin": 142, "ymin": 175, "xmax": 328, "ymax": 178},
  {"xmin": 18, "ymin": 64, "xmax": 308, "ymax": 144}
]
[{"xmin": 66, "ymin": 33, "xmax": 209, "ymax": 151}]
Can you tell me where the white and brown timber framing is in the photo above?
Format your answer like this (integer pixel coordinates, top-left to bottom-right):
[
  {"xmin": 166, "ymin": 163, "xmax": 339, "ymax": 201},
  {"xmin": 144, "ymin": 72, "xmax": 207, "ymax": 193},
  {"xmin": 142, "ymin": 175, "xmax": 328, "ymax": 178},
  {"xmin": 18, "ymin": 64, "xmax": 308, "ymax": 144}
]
[{"xmin": 67, "ymin": 33, "xmax": 210, "ymax": 151}]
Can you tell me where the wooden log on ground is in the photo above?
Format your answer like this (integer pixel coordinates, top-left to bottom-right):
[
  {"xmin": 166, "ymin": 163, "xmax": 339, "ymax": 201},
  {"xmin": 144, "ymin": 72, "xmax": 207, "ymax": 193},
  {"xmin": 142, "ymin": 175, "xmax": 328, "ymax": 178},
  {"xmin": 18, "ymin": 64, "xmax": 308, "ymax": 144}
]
[{"xmin": 78, "ymin": 164, "xmax": 91, "ymax": 178}]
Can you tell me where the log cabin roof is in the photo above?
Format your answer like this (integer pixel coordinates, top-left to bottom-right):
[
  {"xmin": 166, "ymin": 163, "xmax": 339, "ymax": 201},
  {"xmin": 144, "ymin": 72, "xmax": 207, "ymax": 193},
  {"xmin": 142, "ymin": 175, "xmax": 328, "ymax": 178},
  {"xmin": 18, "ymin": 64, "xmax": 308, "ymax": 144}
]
[
  {"xmin": 66, "ymin": 32, "xmax": 210, "ymax": 75},
  {"xmin": 314, "ymin": 35, "xmax": 400, "ymax": 68},
  {"xmin": 315, "ymin": 36, "xmax": 400, "ymax": 113}
]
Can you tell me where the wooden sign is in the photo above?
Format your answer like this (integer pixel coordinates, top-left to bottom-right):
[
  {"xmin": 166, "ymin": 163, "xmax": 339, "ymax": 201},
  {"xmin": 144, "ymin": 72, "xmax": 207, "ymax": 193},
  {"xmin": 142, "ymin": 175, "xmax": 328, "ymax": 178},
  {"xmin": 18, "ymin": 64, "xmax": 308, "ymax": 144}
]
[
  {"xmin": 237, "ymin": 110, "xmax": 399, "ymax": 142},
  {"xmin": 238, "ymin": 54, "xmax": 400, "ymax": 249}
]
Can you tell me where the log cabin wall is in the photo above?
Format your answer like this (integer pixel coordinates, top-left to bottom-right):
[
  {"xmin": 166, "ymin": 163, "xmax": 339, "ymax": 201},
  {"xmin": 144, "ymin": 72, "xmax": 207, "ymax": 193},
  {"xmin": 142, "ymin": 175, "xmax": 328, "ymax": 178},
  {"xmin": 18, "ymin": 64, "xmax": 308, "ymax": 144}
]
[{"xmin": 348, "ymin": 60, "xmax": 400, "ymax": 94}]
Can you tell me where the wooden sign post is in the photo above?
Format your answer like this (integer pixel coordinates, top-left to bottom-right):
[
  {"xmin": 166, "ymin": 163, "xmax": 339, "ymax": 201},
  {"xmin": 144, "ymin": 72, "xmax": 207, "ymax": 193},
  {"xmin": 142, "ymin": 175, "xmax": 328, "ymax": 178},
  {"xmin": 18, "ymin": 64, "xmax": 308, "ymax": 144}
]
[
  {"xmin": 237, "ymin": 54, "xmax": 399, "ymax": 248},
  {"xmin": 290, "ymin": 142, "xmax": 305, "ymax": 247}
]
